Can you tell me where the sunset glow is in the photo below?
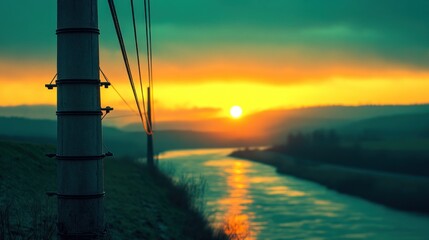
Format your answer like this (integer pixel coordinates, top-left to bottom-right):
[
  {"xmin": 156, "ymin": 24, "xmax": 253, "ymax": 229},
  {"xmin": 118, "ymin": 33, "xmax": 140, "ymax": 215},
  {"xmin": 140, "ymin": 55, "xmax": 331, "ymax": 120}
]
[
  {"xmin": 230, "ymin": 106, "xmax": 243, "ymax": 119},
  {"xmin": 1, "ymin": 0, "xmax": 429, "ymax": 128},
  {"xmin": 4, "ymin": 1, "xmax": 429, "ymax": 239}
]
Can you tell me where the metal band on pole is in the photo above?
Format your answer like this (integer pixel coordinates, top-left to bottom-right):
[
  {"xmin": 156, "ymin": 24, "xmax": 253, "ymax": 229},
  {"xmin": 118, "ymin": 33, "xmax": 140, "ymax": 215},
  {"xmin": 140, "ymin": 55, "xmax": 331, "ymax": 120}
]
[{"xmin": 56, "ymin": 0, "xmax": 105, "ymax": 238}]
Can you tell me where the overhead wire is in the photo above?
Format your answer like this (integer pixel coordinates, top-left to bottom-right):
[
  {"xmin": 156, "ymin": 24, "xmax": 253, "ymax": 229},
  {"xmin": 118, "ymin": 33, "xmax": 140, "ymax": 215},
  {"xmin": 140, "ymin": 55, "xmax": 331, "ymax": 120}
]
[
  {"xmin": 103, "ymin": 113, "xmax": 138, "ymax": 119},
  {"xmin": 100, "ymin": 67, "xmax": 139, "ymax": 116},
  {"xmin": 49, "ymin": 73, "xmax": 58, "ymax": 84},
  {"xmin": 107, "ymin": 0, "xmax": 151, "ymax": 134},
  {"xmin": 143, "ymin": 0, "xmax": 155, "ymax": 132},
  {"xmin": 130, "ymin": 0, "xmax": 149, "ymax": 122},
  {"xmin": 148, "ymin": 0, "xmax": 155, "ymax": 131},
  {"xmin": 107, "ymin": 0, "xmax": 155, "ymax": 135},
  {"xmin": 147, "ymin": 0, "xmax": 154, "ymax": 89}
]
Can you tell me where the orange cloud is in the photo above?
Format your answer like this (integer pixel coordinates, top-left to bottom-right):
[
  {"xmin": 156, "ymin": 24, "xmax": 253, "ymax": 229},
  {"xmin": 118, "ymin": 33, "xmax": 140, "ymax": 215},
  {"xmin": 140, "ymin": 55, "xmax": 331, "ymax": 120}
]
[
  {"xmin": 2, "ymin": 47, "xmax": 429, "ymax": 125},
  {"xmin": 133, "ymin": 47, "xmax": 429, "ymax": 85}
]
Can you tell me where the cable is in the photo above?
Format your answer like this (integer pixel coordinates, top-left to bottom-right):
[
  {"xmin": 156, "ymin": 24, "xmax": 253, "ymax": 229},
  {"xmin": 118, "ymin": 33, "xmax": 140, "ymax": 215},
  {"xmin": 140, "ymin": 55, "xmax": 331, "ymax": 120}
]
[
  {"xmin": 49, "ymin": 73, "xmax": 58, "ymax": 84},
  {"xmin": 144, "ymin": 0, "xmax": 155, "ymax": 132},
  {"xmin": 130, "ymin": 0, "xmax": 148, "ymax": 121},
  {"xmin": 100, "ymin": 67, "xmax": 139, "ymax": 116},
  {"xmin": 104, "ymin": 113, "xmax": 138, "ymax": 119},
  {"xmin": 108, "ymin": 0, "xmax": 151, "ymax": 134},
  {"xmin": 148, "ymin": 0, "xmax": 155, "ymax": 131}
]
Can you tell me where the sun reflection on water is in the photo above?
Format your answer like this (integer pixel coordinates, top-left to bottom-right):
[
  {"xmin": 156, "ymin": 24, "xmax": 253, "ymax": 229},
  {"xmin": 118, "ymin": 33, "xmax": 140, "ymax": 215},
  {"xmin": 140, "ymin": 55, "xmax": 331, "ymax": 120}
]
[
  {"xmin": 266, "ymin": 186, "xmax": 306, "ymax": 197},
  {"xmin": 205, "ymin": 159, "xmax": 257, "ymax": 240},
  {"xmin": 160, "ymin": 149, "xmax": 429, "ymax": 240}
]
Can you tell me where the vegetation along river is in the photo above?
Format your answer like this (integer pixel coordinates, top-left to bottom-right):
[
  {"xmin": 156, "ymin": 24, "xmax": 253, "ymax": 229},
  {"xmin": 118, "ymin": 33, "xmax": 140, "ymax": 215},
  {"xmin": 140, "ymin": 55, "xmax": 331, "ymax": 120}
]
[{"xmin": 159, "ymin": 148, "xmax": 429, "ymax": 240}]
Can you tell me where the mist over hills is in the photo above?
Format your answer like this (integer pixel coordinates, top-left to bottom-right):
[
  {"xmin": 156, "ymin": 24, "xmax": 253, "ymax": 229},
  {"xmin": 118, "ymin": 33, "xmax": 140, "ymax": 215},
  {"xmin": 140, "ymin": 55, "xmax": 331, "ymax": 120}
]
[
  {"xmin": 0, "ymin": 117, "xmax": 259, "ymax": 157},
  {"xmin": 124, "ymin": 104, "xmax": 429, "ymax": 141},
  {"xmin": 2, "ymin": 104, "xmax": 429, "ymax": 156},
  {"xmin": 342, "ymin": 112, "xmax": 429, "ymax": 139},
  {"xmin": 0, "ymin": 105, "xmax": 56, "ymax": 120},
  {"xmin": 4, "ymin": 104, "xmax": 429, "ymax": 131},
  {"xmin": 259, "ymin": 105, "xmax": 429, "ymax": 143}
]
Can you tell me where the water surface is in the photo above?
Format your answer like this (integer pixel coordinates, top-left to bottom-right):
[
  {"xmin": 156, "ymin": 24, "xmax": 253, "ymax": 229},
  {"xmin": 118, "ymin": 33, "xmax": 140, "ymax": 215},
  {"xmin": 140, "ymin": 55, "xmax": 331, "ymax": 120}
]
[{"xmin": 159, "ymin": 148, "xmax": 429, "ymax": 240}]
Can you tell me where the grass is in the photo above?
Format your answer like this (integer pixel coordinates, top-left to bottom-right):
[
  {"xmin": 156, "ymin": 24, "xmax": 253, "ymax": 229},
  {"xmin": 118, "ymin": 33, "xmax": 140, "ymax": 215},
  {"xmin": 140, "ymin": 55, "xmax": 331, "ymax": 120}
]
[
  {"xmin": 0, "ymin": 198, "xmax": 56, "ymax": 240},
  {"xmin": 0, "ymin": 141, "xmax": 56, "ymax": 239},
  {"xmin": 0, "ymin": 140, "xmax": 231, "ymax": 239},
  {"xmin": 105, "ymin": 158, "xmax": 229, "ymax": 239}
]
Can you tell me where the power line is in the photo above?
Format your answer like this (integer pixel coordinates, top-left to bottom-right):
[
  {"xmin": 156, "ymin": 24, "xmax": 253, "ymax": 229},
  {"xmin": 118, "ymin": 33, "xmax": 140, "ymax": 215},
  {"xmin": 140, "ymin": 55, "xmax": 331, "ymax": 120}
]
[
  {"xmin": 103, "ymin": 113, "xmax": 138, "ymax": 119},
  {"xmin": 148, "ymin": 0, "xmax": 155, "ymax": 131},
  {"xmin": 100, "ymin": 67, "xmax": 139, "ymax": 116},
  {"xmin": 144, "ymin": 0, "xmax": 155, "ymax": 132},
  {"xmin": 130, "ymin": 0, "xmax": 149, "ymax": 121},
  {"xmin": 108, "ymin": 0, "xmax": 151, "ymax": 134},
  {"xmin": 107, "ymin": 0, "xmax": 155, "ymax": 135}
]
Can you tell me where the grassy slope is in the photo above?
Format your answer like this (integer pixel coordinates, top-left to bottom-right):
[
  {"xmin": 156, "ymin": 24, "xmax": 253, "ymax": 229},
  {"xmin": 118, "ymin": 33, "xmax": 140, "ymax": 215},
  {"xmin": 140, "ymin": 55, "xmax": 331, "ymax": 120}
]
[
  {"xmin": 0, "ymin": 141, "xmax": 224, "ymax": 239},
  {"xmin": 0, "ymin": 141, "xmax": 56, "ymax": 201}
]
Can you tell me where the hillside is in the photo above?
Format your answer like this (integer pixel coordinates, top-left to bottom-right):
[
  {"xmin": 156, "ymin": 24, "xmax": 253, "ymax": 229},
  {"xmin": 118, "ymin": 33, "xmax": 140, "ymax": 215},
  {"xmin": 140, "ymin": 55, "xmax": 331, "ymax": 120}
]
[
  {"xmin": 4, "ymin": 104, "xmax": 429, "ymax": 145},
  {"xmin": 341, "ymin": 112, "xmax": 429, "ymax": 139},
  {"xmin": 0, "ymin": 140, "xmax": 228, "ymax": 239},
  {"xmin": 262, "ymin": 105, "xmax": 429, "ymax": 143},
  {"xmin": 3, "ymin": 104, "xmax": 429, "ymax": 155},
  {"xmin": 0, "ymin": 117, "xmax": 260, "ymax": 157}
]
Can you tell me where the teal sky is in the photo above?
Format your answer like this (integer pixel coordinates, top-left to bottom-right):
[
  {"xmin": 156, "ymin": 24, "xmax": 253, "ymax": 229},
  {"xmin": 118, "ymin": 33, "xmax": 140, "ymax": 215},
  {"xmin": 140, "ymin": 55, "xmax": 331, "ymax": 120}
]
[
  {"xmin": 1, "ymin": 0, "xmax": 429, "ymax": 68},
  {"xmin": 1, "ymin": 0, "xmax": 429, "ymax": 121}
]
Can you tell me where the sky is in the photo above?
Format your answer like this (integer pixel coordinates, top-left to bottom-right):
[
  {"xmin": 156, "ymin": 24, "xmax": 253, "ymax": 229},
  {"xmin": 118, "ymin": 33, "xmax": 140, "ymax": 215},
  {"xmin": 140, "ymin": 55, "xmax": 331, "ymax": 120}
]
[{"xmin": 1, "ymin": 0, "xmax": 429, "ymax": 124}]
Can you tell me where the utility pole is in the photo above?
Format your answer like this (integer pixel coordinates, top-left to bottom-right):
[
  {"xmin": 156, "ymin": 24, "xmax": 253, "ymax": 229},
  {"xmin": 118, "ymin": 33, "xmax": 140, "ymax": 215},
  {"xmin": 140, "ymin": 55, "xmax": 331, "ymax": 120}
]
[
  {"xmin": 56, "ymin": 0, "xmax": 104, "ymax": 238},
  {"xmin": 147, "ymin": 87, "xmax": 154, "ymax": 166}
]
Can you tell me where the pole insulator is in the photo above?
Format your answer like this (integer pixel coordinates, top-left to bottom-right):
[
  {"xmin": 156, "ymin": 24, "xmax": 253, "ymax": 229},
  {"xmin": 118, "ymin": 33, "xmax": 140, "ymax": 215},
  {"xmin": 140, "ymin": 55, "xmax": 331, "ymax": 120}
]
[
  {"xmin": 101, "ymin": 106, "xmax": 114, "ymax": 113},
  {"xmin": 104, "ymin": 151, "xmax": 114, "ymax": 157},
  {"xmin": 45, "ymin": 83, "xmax": 57, "ymax": 90},
  {"xmin": 100, "ymin": 82, "xmax": 111, "ymax": 88}
]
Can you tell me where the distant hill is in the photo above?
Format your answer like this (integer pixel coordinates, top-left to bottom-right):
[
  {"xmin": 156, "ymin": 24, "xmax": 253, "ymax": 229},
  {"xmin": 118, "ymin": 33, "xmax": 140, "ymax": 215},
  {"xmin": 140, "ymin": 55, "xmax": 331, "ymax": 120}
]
[
  {"xmin": 244, "ymin": 104, "xmax": 429, "ymax": 143},
  {"xmin": 341, "ymin": 112, "xmax": 429, "ymax": 139},
  {"xmin": 0, "ymin": 105, "xmax": 56, "ymax": 120},
  {"xmin": 124, "ymin": 104, "xmax": 429, "ymax": 144},
  {"xmin": 0, "ymin": 117, "xmax": 55, "ymax": 136},
  {"xmin": 5, "ymin": 104, "xmax": 429, "ymax": 133},
  {"xmin": 0, "ymin": 117, "xmax": 261, "ymax": 157},
  {"xmin": 3, "ymin": 104, "xmax": 429, "ymax": 152}
]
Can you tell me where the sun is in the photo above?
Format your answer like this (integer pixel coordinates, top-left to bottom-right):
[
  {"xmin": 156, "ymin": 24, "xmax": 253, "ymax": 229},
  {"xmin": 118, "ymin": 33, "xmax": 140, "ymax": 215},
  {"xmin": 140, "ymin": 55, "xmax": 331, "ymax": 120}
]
[{"xmin": 230, "ymin": 106, "xmax": 243, "ymax": 119}]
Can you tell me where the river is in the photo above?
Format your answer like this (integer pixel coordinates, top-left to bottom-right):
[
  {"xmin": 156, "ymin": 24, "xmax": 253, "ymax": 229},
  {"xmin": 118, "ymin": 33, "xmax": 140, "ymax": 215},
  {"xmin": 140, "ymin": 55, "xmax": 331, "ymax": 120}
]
[{"xmin": 159, "ymin": 148, "xmax": 429, "ymax": 240}]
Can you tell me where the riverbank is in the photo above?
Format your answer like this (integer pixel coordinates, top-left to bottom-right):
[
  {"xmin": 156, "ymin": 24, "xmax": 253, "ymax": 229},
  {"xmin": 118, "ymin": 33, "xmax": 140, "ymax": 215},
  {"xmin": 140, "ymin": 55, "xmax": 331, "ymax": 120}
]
[
  {"xmin": 231, "ymin": 149, "xmax": 429, "ymax": 214},
  {"xmin": 0, "ymin": 140, "xmax": 228, "ymax": 239}
]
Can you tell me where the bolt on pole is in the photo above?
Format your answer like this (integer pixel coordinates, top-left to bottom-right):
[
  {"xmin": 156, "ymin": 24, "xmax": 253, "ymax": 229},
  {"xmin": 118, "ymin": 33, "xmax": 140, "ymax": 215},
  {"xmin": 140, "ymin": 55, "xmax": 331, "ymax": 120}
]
[{"xmin": 56, "ymin": 0, "xmax": 105, "ymax": 238}]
